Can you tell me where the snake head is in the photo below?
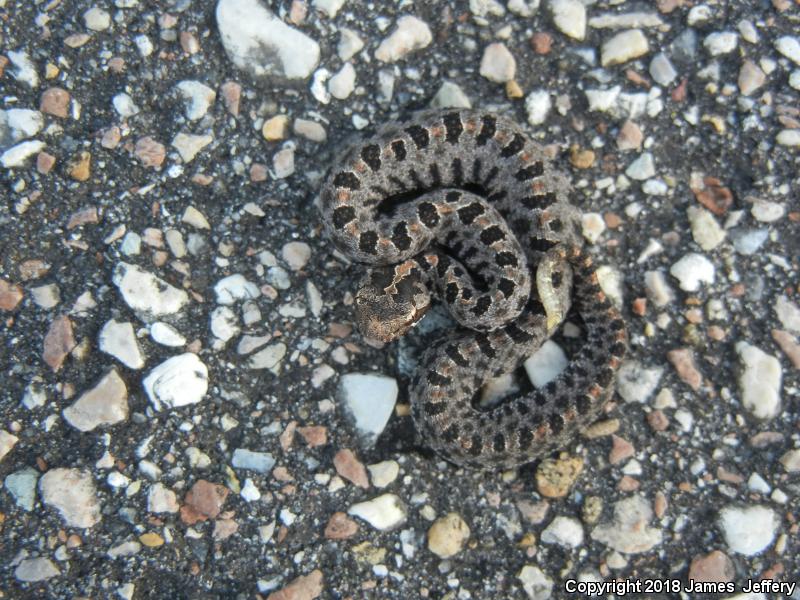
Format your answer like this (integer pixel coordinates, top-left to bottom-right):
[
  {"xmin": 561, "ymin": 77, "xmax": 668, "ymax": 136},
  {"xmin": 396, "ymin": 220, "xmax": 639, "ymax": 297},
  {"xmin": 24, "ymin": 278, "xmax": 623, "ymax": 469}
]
[{"xmin": 354, "ymin": 262, "xmax": 431, "ymax": 343}]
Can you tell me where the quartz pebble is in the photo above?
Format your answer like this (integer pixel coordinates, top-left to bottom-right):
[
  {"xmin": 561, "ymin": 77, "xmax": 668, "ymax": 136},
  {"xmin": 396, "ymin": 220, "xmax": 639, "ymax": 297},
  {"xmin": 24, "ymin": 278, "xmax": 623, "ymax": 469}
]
[
  {"xmin": 232, "ymin": 448, "xmax": 275, "ymax": 474},
  {"xmin": 348, "ymin": 494, "xmax": 407, "ymax": 531},
  {"xmin": 774, "ymin": 36, "xmax": 800, "ymax": 65},
  {"xmin": 591, "ymin": 494, "xmax": 662, "ymax": 553},
  {"xmin": 432, "ymin": 81, "xmax": 472, "ymax": 109},
  {"xmin": 338, "ymin": 28, "xmax": 364, "ymax": 61},
  {"xmin": 113, "ymin": 263, "xmax": 188, "ymax": 317},
  {"xmin": 687, "ymin": 206, "xmax": 725, "ymax": 251},
  {"xmin": 15, "ymin": 558, "xmax": 60, "ymax": 582},
  {"xmin": 63, "ymin": 369, "xmax": 129, "ymax": 431},
  {"xmin": 248, "ymin": 342, "xmax": 287, "ymax": 373},
  {"xmin": 718, "ymin": 505, "xmax": 777, "ymax": 555},
  {"xmin": 375, "ymin": 16, "xmax": 432, "ymax": 63},
  {"xmin": 172, "ymin": 132, "xmax": 213, "ymax": 163},
  {"xmin": 143, "ymin": 353, "xmax": 209, "ymax": 411},
  {"xmin": 5, "ymin": 467, "xmax": 39, "ymax": 510},
  {"xmin": 736, "ymin": 342, "xmax": 782, "ymax": 420},
  {"xmin": 669, "ymin": 253, "xmax": 715, "ymax": 292},
  {"xmin": 0, "ymin": 430, "xmax": 20, "ymax": 462},
  {"xmin": 518, "ymin": 565, "xmax": 553, "ymax": 600},
  {"xmin": 368, "ymin": 460, "xmax": 399, "ymax": 488},
  {"xmin": 148, "ymin": 483, "xmax": 179, "ymax": 513},
  {"xmin": 216, "ymin": 0, "xmax": 320, "ymax": 80},
  {"xmin": 601, "ymin": 29, "xmax": 649, "ymax": 67},
  {"xmin": 39, "ymin": 468, "xmax": 102, "ymax": 528},
  {"xmin": 616, "ymin": 361, "xmax": 663, "ymax": 403},
  {"xmin": 738, "ymin": 60, "xmax": 766, "ymax": 96},
  {"xmin": 524, "ymin": 89, "xmax": 551, "ymax": 126},
  {"xmin": 550, "ymin": 0, "xmax": 586, "ymax": 41},
  {"xmin": 479, "ymin": 43, "xmax": 516, "ymax": 83},
  {"xmin": 99, "ymin": 320, "xmax": 144, "ymax": 369},
  {"xmin": 541, "ymin": 515, "xmax": 584, "ymax": 549},
  {"xmin": 282, "ymin": 241, "xmax": 312, "ymax": 270},
  {"xmin": 338, "ymin": 373, "xmax": 398, "ymax": 444},
  {"xmin": 328, "ymin": 63, "xmax": 356, "ymax": 100},
  {"xmin": 150, "ymin": 322, "xmax": 186, "ymax": 347},
  {"xmin": 524, "ymin": 340, "xmax": 567, "ymax": 388},
  {"xmin": 427, "ymin": 512, "xmax": 470, "ymax": 558},
  {"xmin": 703, "ymin": 32, "xmax": 738, "ymax": 56},
  {"xmin": 214, "ymin": 274, "xmax": 260, "ymax": 304},
  {"xmin": 775, "ymin": 296, "xmax": 800, "ymax": 334},
  {"xmin": 176, "ymin": 81, "xmax": 216, "ymax": 120}
]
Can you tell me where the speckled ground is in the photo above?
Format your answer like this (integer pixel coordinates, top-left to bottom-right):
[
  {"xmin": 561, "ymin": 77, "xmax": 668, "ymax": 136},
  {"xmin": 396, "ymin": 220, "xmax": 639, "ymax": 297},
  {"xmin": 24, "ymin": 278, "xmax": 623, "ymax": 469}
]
[{"xmin": 1, "ymin": 1, "xmax": 799, "ymax": 599}]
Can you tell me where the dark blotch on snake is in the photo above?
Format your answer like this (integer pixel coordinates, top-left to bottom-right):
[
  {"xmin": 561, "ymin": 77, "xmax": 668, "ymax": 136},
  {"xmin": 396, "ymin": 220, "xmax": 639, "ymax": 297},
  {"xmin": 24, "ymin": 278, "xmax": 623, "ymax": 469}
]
[
  {"xmin": 443, "ymin": 112, "xmax": 463, "ymax": 144},
  {"xmin": 405, "ymin": 125, "xmax": 430, "ymax": 149},
  {"xmin": 391, "ymin": 222, "xmax": 412, "ymax": 251},
  {"xmin": 417, "ymin": 202, "xmax": 440, "ymax": 228},
  {"xmin": 500, "ymin": 133, "xmax": 525, "ymax": 158},
  {"xmin": 479, "ymin": 225, "xmax": 505, "ymax": 246},
  {"xmin": 358, "ymin": 231, "xmax": 378, "ymax": 254},
  {"xmin": 360, "ymin": 144, "xmax": 382, "ymax": 171},
  {"xmin": 476, "ymin": 115, "xmax": 497, "ymax": 146},
  {"xmin": 332, "ymin": 206, "xmax": 356, "ymax": 229},
  {"xmin": 333, "ymin": 171, "xmax": 360, "ymax": 190},
  {"xmin": 458, "ymin": 202, "xmax": 485, "ymax": 225},
  {"xmin": 391, "ymin": 140, "xmax": 406, "ymax": 160}
]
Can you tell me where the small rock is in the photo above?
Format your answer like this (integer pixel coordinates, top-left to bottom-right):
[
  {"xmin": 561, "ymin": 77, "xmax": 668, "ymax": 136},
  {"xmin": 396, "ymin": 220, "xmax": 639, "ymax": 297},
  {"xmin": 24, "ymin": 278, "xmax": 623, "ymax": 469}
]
[
  {"xmin": 617, "ymin": 120, "xmax": 643, "ymax": 150},
  {"xmin": 601, "ymin": 29, "xmax": 649, "ymax": 67},
  {"xmin": 0, "ymin": 279, "xmax": 24, "ymax": 311},
  {"xmin": 112, "ymin": 93, "xmax": 139, "ymax": 118},
  {"xmin": 143, "ymin": 353, "xmax": 209, "ymax": 411},
  {"xmin": 550, "ymin": 0, "xmax": 586, "ymax": 41},
  {"xmin": 704, "ymin": 32, "xmax": 738, "ymax": 56},
  {"xmin": 39, "ymin": 468, "xmax": 102, "ymax": 528},
  {"xmin": 367, "ymin": 460, "xmax": 399, "ymax": 488},
  {"xmin": 479, "ymin": 43, "xmax": 516, "ymax": 83},
  {"xmin": 325, "ymin": 512, "xmax": 359, "ymax": 539},
  {"xmin": 148, "ymin": 483, "xmax": 179, "ymax": 513},
  {"xmin": 14, "ymin": 558, "xmax": 60, "ymax": 583},
  {"xmin": 99, "ymin": 320, "xmax": 144, "ymax": 369},
  {"xmin": 718, "ymin": 504, "xmax": 777, "ymax": 555},
  {"xmin": 328, "ymin": 63, "xmax": 356, "ymax": 100},
  {"xmin": 248, "ymin": 342, "xmax": 287, "ymax": 373},
  {"xmin": 334, "ymin": 448, "xmax": 369, "ymax": 488},
  {"xmin": 0, "ymin": 430, "xmax": 20, "ymax": 462},
  {"xmin": 338, "ymin": 373, "xmax": 398, "ymax": 444},
  {"xmin": 738, "ymin": 60, "xmax": 766, "ymax": 95},
  {"xmin": 427, "ymin": 512, "xmax": 470, "ymax": 558},
  {"xmin": 772, "ymin": 329, "xmax": 800, "ymax": 370},
  {"xmin": 625, "ymin": 152, "xmax": 655, "ymax": 180},
  {"xmin": 262, "ymin": 115, "xmax": 290, "ymax": 141},
  {"xmin": 171, "ymin": 132, "xmax": 213, "ymax": 163},
  {"xmin": 780, "ymin": 449, "xmax": 800, "ymax": 473},
  {"xmin": 338, "ymin": 28, "xmax": 364, "ymax": 61},
  {"xmin": 530, "ymin": 32, "xmax": 552, "ymax": 54},
  {"xmin": 30, "ymin": 283, "xmax": 60, "ymax": 308},
  {"xmin": 40, "ymin": 87, "xmax": 71, "ymax": 118},
  {"xmin": 282, "ymin": 241, "xmax": 312, "ymax": 270},
  {"xmin": 113, "ymin": 262, "xmax": 188, "ymax": 316},
  {"xmin": 667, "ymin": 348, "xmax": 703, "ymax": 390},
  {"xmin": 736, "ymin": 342, "xmax": 782, "ymax": 420},
  {"xmin": 139, "ymin": 532, "xmax": 165, "ymax": 547},
  {"xmin": 5, "ymin": 467, "xmax": 39, "ymax": 510},
  {"xmin": 134, "ymin": 137, "xmax": 166, "ymax": 169},
  {"xmin": 150, "ymin": 322, "xmax": 186, "ymax": 347},
  {"xmin": 84, "ymin": 7, "xmax": 111, "ymax": 30},
  {"xmin": 176, "ymin": 80, "xmax": 216, "ymax": 120},
  {"xmin": 266, "ymin": 570, "xmax": 324, "ymax": 600},
  {"xmin": 68, "ymin": 151, "xmax": 91, "ymax": 182},
  {"xmin": 541, "ymin": 516, "xmax": 584, "ymax": 548},
  {"xmin": 581, "ymin": 213, "xmax": 605, "ymax": 243},
  {"xmin": 232, "ymin": 448, "xmax": 275, "ymax": 474},
  {"xmin": 777, "ymin": 129, "xmax": 800, "ymax": 147},
  {"xmin": 649, "ymin": 52, "xmax": 677, "ymax": 86},
  {"xmin": 273, "ymin": 147, "xmax": 295, "ymax": 178},
  {"xmin": 518, "ymin": 565, "xmax": 553, "ymax": 600},
  {"xmin": 182, "ymin": 206, "xmax": 211, "ymax": 229},
  {"xmin": 297, "ymin": 425, "xmax": 327, "ymax": 447},
  {"xmin": 525, "ymin": 89, "xmax": 551, "ymax": 126},
  {"xmin": 348, "ymin": 493, "xmax": 407, "ymax": 531},
  {"xmin": 180, "ymin": 479, "xmax": 229, "ymax": 524},
  {"xmin": 216, "ymin": 0, "xmax": 320, "ymax": 81},
  {"xmin": 775, "ymin": 36, "xmax": 800, "ymax": 66},
  {"xmin": 43, "ymin": 314, "xmax": 76, "ymax": 371},
  {"xmin": 215, "ymin": 274, "xmax": 260, "ymax": 304},
  {"xmin": 1, "ymin": 140, "xmax": 46, "ymax": 168},
  {"xmin": 669, "ymin": 253, "xmax": 714, "ymax": 291},
  {"xmin": 220, "ymin": 81, "xmax": 242, "ymax": 116},
  {"xmin": 63, "ymin": 368, "xmax": 129, "ymax": 431},
  {"xmin": 688, "ymin": 550, "xmax": 735, "ymax": 583},
  {"xmin": 687, "ymin": 206, "xmax": 725, "ymax": 250},
  {"xmin": 751, "ymin": 199, "xmax": 784, "ymax": 223},
  {"xmin": 375, "ymin": 16, "xmax": 433, "ymax": 63},
  {"xmin": 536, "ymin": 455, "xmax": 583, "ymax": 498},
  {"xmin": 591, "ymin": 494, "xmax": 662, "ymax": 553},
  {"xmin": 524, "ymin": 340, "xmax": 567, "ymax": 388},
  {"xmin": 431, "ymin": 81, "xmax": 472, "ymax": 109}
]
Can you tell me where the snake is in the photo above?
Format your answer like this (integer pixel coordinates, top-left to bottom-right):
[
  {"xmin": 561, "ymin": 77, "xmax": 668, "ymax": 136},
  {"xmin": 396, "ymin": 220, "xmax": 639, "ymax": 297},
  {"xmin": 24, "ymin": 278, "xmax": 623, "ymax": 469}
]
[{"xmin": 319, "ymin": 109, "xmax": 627, "ymax": 469}]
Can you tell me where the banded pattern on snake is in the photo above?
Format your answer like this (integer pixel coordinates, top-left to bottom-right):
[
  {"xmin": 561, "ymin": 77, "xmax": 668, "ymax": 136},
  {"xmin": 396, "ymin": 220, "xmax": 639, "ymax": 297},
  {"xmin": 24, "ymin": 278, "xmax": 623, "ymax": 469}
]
[{"xmin": 319, "ymin": 109, "xmax": 627, "ymax": 469}]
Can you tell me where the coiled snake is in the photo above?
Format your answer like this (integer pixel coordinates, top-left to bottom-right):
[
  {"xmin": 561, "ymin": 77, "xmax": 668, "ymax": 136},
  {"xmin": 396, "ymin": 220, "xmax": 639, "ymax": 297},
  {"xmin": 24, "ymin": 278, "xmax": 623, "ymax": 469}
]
[{"xmin": 320, "ymin": 109, "xmax": 627, "ymax": 469}]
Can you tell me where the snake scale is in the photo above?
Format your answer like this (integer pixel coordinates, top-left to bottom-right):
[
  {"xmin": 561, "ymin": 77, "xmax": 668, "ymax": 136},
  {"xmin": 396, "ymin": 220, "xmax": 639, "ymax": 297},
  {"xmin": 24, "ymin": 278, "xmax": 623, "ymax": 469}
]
[{"xmin": 319, "ymin": 109, "xmax": 627, "ymax": 469}]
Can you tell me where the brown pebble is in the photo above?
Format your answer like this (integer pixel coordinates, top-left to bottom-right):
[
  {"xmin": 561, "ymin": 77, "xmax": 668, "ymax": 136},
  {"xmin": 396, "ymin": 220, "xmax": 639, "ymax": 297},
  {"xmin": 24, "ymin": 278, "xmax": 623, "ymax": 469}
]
[
  {"xmin": 250, "ymin": 163, "xmax": 268, "ymax": 182},
  {"xmin": 43, "ymin": 315, "xmax": 76, "ymax": 371},
  {"xmin": 333, "ymin": 449, "xmax": 369, "ymax": 489},
  {"xmin": 324, "ymin": 512, "xmax": 359, "ymax": 540},
  {"xmin": 180, "ymin": 31, "xmax": 200, "ymax": 54},
  {"xmin": 692, "ymin": 176, "xmax": 733, "ymax": 215},
  {"xmin": 516, "ymin": 499, "xmax": 549, "ymax": 524},
  {"xmin": 273, "ymin": 466, "xmax": 293, "ymax": 482},
  {"xmin": 36, "ymin": 152, "xmax": 56, "ymax": 174},
  {"xmin": 101, "ymin": 126, "xmax": 121, "ymax": 149},
  {"xmin": 505, "ymin": 80, "xmax": 523, "ymax": 99},
  {"xmin": 632, "ymin": 297, "xmax": 647, "ymax": 316},
  {"xmin": 19, "ymin": 259, "xmax": 50, "ymax": 281},
  {"xmin": 604, "ymin": 212, "xmax": 622, "ymax": 229},
  {"xmin": 647, "ymin": 409, "xmax": 669, "ymax": 431},
  {"xmin": 617, "ymin": 476, "xmax": 640, "ymax": 491},
  {"xmin": 220, "ymin": 81, "xmax": 242, "ymax": 116},
  {"xmin": 625, "ymin": 69, "xmax": 650, "ymax": 88},
  {"xmin": 192, "ymin": 173, "xmax": 213, "ymax": 185},
  {"xmin": 656, "ymin": 0, "xmax": 681, "ymax": 13},
  {"xmin": 569, "ymin": 146, "xmax": 596, "ymax": 169},
  {"xmin": 653, "ymin": 491, "xmax": 668, "ymax": 518},
  {"xmin": 707, "ymin": 325, "xmax": 726, "ymax": 341},
  {"xmin": 280, "ymin": 421, "xmax": 297, "ymax": 451},
  {"xmin": 530, "ymin": 32, "xmax": 552, "ymax": 54},
  {"xmin": 108, "ymin": 57, "xmax": 125, "ymax": 72},
  {"xmin": 267, "ymin": 570, "xmax": 323, "ymax": 600},
  {"xmin": 180, "ymin": 480, "xmax": 229, "ymax": 525},
  {"xmin": 40, "ymin": 87, "xmax": 71, "ymax": 118},
  {"xmin": 689, "ymin": 550, "xmax": 735, "ymax": 583},
  {"xmin": 134, "ymin": 137, "xmax": 166, "ymax": 169},
  {"xmin": 609, "ymin": 435, "xmax": 635, "ymax": 464},
  {"xmin": 328, "ymin": 323, "xmax": 353, "ymax": 338},
  {"xmin": 67, "ymin": 207, "xmax": 99, "ymax": 229},
  {"xmin": 772, "ymin": 329, "xmax": 800, "ymax": 369},
  {"xmin": 297, "ymin": 425, "xmax": 327, "ymax": 447},
  {"xmin": 535, "ymin": 454, "xmax": 583, "ymax": 498},
  {"xmin": 716, "ymin": 466, "xmax": 744, "ymax": 484},
  {"xmin": 0, "ymin": 279, "xmax": 24, "ymax": 311},
  {"xmin": 288, "ymin": 0, "xmax": 308, "ymax": 25},
  {"xmin": 616, "ymin": 120, "xmax": 643, "ymax": 151},
  {"xmin": 68, "ymin": 151, "xmax": 91, "ymax": 182},
  {"xmin": 671, "ymin": 77, "xmax": 688, "ymax": 102},
  {"xmin": 582, "ymin": 418, "xmax": 619, "ymax": 439},
  {"xmin": 667, "ymin": 348, "xmax": 703, "ymax": 390}
]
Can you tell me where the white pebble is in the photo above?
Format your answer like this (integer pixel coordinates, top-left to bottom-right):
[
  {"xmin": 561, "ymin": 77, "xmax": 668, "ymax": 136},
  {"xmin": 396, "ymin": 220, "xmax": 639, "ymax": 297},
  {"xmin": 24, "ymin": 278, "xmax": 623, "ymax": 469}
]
[
  {"xmin": 524, "ymin": 89, "xmax": 551, "ymax": 126},
  {"xmin": 375, "ymin": 16, "xmax": 432, "ymax": 63},
  {"xmin": 214, "ymin": 274, "xmax": 260, "ymax": 304},
  {"xmin": 718, "ymin": 505, "xmax": 777, "ymax": 555},
  {"xmin": 669, "ymin": 253, "xmax": 715, "ymax": 292},
  {"xmin": 601, "ymin": 29, "xmax": 649, "ymax": 67},
  {"xmin": 232, "ymin": 448, "xmax": 275, "ymax": 474},
  {"xmin": 479, "ymin": 42, "xmax": 516, "ymax": 83},
  {"xmin": 338, "ymin": 373, "xmax": 398, "ymax": 444},
  {"xmin": 625, "ymin": 153, "xmax": 655, "ymax": 180},
  {"xmin": 736, "ymin": 342, "xmax": 782, "ymax": 420},
  {"xmin": 328, "ymin": 62, "xmax": 356, "ymax": 100},
  {"xmin": 113, "ymin": 262, "xmax": 188, "ymax": 317},
  {"xmin": 524, "ymin": 340, "xmax": 567, "ymax": 388},
  {"xmin": 550, "ymin": 0, "xmax": 586, "ymax": 41},
  {"xmin": 143, "ymin": 353, "xmax": 209, "ymax": 411},
  {"xmin": 84, "ymin": 7, "xmax": 111, "ymax": 31},
  {"xmin": 703, "ymin": 31, "xmax": 738, "ymax": 56},
  {"xmin": 775, "ymin": 36, "xmax": 800, "ymax": 66},
  {"xmin": 176, "ymin": 81, "xmax": 216, "ymax": 121},
  {"xmin": 149, "ymin": 322, "xmax": 186, "ymax": 347},
  {"xmin": 541, "ymin": 516, "xmax": 584, "ymax": 548},
  {"xmin": 63, "ymin": 369, "xmax": 129, "ymax": 432},
  {"xmin": 99, "ymin": 319, "xmax": 145, "ymax": 369},
  {"xmin": 348, "ymin": 493, "xmax": 407, "ymax": 531}
]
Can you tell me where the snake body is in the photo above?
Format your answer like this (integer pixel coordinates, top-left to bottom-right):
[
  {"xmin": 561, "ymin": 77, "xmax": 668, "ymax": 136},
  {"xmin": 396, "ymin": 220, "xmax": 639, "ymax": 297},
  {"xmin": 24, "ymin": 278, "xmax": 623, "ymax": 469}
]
[{"xmin": 320, "ymin": 109, "xmax": 627, "ymax": 469}]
